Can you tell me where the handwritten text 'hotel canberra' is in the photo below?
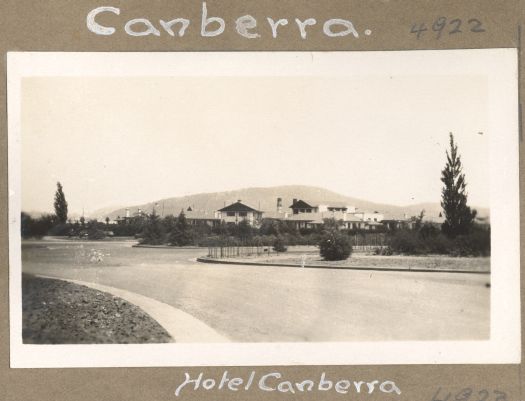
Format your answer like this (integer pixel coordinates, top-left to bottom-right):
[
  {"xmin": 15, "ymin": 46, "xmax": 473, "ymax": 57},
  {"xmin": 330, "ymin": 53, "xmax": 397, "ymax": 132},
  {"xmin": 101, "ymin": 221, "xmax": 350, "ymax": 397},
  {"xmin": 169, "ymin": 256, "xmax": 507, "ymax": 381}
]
[
  {"xmin": 175, "ymin": 371, "xmax": 401, "ymax": 396},
  {"xmin": 87, "ymin": 3, "xmax": 371, "ymax": 39}
]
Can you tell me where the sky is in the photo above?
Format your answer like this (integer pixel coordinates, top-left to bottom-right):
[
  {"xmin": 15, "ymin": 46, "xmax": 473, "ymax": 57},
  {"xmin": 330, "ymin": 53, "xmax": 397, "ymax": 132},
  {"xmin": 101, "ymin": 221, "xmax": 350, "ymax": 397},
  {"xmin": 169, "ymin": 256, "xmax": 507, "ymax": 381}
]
[{"xmin": 21, "ymin": 74, "xmax": 489, "ymax": 215}]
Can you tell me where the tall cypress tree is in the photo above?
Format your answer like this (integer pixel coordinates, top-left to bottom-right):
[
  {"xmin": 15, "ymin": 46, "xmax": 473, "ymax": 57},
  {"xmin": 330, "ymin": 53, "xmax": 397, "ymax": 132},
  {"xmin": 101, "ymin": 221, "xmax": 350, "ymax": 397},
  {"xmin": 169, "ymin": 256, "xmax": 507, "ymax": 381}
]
[
  {"xmin": 440, "ymin": 133, "xmax": 477, "ymax": 238},
  {"xmin": 53, "ymin": 182, "xmax": 68, "ymax": 224}
]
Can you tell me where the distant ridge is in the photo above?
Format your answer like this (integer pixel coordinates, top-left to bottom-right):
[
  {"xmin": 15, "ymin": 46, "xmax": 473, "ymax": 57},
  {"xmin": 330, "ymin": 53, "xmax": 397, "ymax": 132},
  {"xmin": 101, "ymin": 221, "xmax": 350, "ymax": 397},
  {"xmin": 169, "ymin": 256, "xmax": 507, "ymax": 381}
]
[{"xmin": 90, "ymin": 185, "xmax": 489, "ymax": 221}]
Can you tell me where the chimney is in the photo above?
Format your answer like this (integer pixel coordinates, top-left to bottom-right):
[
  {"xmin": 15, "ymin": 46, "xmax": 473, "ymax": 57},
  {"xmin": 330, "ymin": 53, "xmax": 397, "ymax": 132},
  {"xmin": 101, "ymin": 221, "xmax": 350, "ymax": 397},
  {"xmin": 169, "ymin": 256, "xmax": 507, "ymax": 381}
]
[
  {"xmin": 293, "ymin": 198, "xmax": 298, "ymax": 205},
  {"xmin": 125, "ymin": 208, "xmax": 130, "ymax": 218},
  {"xmin": 237, "ymin": 199, "xmax": 242, "ymax": 203},
  {"xmin": 277, "ymin": 197, "xmax": 282, "ymax": 213}
]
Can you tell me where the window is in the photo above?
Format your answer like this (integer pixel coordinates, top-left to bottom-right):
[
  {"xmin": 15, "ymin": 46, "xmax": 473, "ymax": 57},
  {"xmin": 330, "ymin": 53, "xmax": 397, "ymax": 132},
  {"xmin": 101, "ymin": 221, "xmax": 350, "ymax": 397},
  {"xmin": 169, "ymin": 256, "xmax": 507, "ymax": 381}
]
[
  {"xmin": 239, "ymin": 212, "xmax": 247, "ymax": 217},
  {"xmin": 227, "ymin": 212, "xmax": 235, "ymax": 217}
]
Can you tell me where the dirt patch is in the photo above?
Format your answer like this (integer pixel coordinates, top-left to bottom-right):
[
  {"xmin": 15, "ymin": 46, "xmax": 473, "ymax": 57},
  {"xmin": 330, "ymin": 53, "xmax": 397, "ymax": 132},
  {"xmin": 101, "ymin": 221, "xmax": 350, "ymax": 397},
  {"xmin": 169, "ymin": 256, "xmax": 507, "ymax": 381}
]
[{"xmin": 22, "ymin": 274, "xmax": 172, "ymax": 344}]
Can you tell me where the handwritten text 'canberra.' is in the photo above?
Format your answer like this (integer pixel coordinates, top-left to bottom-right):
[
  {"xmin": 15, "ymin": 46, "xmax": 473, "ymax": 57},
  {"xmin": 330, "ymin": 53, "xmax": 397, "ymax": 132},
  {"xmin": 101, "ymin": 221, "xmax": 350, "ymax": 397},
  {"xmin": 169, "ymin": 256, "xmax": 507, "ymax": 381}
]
[{"xmin": 87, "ymin": 2, "xmax": 368, "ymax": 39}]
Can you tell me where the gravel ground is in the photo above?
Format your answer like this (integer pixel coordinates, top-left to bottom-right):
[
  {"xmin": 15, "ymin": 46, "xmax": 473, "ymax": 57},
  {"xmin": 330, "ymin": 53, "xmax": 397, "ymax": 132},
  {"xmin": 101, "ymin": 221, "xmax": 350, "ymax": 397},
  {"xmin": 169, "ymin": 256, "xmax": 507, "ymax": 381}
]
[{"xmin": 22, "ymin": 274, "xmax": 172, "ymax": 344}]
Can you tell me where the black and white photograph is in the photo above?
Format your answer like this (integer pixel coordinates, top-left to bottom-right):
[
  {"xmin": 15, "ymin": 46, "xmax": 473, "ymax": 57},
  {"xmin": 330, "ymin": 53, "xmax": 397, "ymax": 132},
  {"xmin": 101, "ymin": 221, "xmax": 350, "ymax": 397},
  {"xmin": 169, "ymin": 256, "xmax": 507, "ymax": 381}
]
[{"xmin": 8, "ymin": 50, "xmax": 520, "ymax": 367}]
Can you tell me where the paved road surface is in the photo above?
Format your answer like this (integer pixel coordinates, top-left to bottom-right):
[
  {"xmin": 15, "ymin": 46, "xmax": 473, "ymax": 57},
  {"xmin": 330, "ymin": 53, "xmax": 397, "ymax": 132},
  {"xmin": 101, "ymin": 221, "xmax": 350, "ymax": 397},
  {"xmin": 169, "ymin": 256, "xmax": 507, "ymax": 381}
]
[{"xmin": 21, "ymin": 240, "xmax": 490, "ymax": 342}]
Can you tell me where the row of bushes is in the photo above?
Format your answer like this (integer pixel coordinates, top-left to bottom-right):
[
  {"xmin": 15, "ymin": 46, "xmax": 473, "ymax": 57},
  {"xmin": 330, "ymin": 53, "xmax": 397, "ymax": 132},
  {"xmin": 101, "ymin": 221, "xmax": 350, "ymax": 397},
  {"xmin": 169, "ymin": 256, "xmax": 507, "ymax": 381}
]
[
  {"xmin": 22, "ymin": 211, "xmax": 490, "ymax": 258},
  {"xmin": 21, "ymin": 213, "xmax": 109, "ymax": 240},
  {"xmin": 139, "ymin": 213, "xmax": 337, "ymax": 247},
  {"xmin": 318, "ymin": 223, "xmax": 490, "ymax": 261},
  {"xmin": 195, "ymin": 223, "xmax": 490, "ymax": 259},
  {"xmin": 21, "ymin": 209, "xmax": 386, "ymax": 243},
  {"xmin": 21, "ymin": 213, "xmax": 56, "ymax": 238},
  {"xmin": 383, "ymin": 223, "xmax": 490, "ymax": 257},
  {"xmin": 139, "ymin": 213, "xmax": 292, "ymax": 252}
]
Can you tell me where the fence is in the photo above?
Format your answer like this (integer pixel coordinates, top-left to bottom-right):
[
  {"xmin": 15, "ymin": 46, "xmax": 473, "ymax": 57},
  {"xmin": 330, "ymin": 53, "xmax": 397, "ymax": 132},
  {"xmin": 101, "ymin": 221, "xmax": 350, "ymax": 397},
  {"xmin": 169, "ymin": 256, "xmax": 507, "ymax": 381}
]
[
  {"xmin": 352, "ymin": 245, "xmax": 387, "ymax": 252},
  {"xmin": 349, "ymin": 233, "xmax": 386, "ymax": 247},
  {"xmin": 207, "ymin": 233, "xmax": 388, "ymax": 259},
  {"xmin": 207, "ymin": 246, "xmax": 274, "ymax": 259}
]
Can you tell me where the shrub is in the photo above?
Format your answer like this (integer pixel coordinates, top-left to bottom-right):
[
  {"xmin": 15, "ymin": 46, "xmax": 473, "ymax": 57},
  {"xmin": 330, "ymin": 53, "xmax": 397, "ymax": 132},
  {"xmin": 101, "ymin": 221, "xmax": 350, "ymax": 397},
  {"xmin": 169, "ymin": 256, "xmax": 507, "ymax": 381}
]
[
  {"xmin": 425, "ymin": 233, "xmax": 452, "ymax": 254},
  {"xmin": 168, "ymin": 211, "xmax": 194, "ymax": 246},
  {"xmin": 196, "ymin": 235, "xmax": 222, "ymax": 247},
  {"xmin": 20, "ymin": 213, "xmax": 56, "ymax": 238},
  {"xmin": 48, "ymin": 222, "xmax": 71, "ymax": 236},
  {"xmin": 112, "ymin": 219, "xmax": 145, "ymax": 237},
  {"xmin": 140, "ymin": 213, "xmax": 166, "ymax": 245},
  {"xmin": 385, "ymin": 222, "xmax": 490, "ymax": 257},
  {"xmin": 229, "ymin": 220, "xmax": 255, "ymax": 243},
  {"xmin": 169, "ymin": 227, "xmax": 193, "ymax": 246},
  {"xmin": 20, "ymin": 212, "xmax": 33, "ymax": 239},
  {"xmin": 318, "ymin": 230, "xmax": 352, "ymax": 261},
  {"xmin": 387, "ymin": 229, "xmax": 426, "ymax": 254},
  {"xmin": 252, "ymin": 235, "xmax": 276, "ymax": 247},
  {"xmin": 374, "ymin": 246, "xmax": 393, "ymax": 256},
  {"xmin": 451, "ymin": 226, "xmax": 490, "ymax": 256},
  {"xmin": 272, "ymin": 236, "xmax": 288, "ymax": 253},
  {"xmin": 419, "ymin": 222, "xmax": 441, "ymax": 240},
  {"xmin": 87, "ymin": 227, "xmax": 106, "ymax": 240}
]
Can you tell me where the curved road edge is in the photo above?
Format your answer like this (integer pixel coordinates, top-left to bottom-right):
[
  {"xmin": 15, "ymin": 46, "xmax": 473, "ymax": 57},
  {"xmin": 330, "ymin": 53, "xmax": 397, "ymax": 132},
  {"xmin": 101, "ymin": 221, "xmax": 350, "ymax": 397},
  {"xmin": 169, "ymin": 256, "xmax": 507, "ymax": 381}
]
[
  {"xmin": 196, "ymin": 256, "xmax": 491, "ymax": 274},
  {"xmin": 35, "ymin": 274, "xmax": 230, "ymax": 343}
]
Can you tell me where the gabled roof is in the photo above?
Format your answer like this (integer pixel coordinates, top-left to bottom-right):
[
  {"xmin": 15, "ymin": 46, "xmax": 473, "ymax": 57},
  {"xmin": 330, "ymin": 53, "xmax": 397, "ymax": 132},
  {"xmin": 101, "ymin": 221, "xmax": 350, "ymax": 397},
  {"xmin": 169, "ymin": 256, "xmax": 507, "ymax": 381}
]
[
  {"xmin": 218, "ymin": 201, "xmax": 260, "ymax": 213},
  {"xmin": 289, "ymin": 199, "xmax": 315, "ymax": 209}
]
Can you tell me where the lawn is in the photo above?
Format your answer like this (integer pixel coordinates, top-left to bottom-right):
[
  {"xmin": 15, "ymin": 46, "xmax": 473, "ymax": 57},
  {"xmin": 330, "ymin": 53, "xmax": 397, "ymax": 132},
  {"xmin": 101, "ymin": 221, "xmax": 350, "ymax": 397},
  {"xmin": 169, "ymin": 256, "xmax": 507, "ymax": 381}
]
[{"xmin": 227, "ymin": 252, "xmax": 490, "ymax": 272}]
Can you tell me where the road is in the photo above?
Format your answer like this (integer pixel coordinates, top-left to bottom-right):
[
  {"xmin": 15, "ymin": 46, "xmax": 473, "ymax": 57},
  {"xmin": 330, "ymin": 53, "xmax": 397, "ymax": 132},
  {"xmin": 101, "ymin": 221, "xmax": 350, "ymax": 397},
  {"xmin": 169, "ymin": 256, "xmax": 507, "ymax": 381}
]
[{"xmin": 21, "ymin": 240, "xmax": 490, "ymax": 342}]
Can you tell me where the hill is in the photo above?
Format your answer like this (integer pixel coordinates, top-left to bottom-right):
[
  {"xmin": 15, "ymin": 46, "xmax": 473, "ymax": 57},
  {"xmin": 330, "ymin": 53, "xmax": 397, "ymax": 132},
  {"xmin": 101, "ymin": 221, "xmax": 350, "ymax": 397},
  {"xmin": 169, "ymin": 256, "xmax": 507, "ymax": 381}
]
[{"xmin": 91, "ymin": 185, "xmax": 489, "ymax": 221}]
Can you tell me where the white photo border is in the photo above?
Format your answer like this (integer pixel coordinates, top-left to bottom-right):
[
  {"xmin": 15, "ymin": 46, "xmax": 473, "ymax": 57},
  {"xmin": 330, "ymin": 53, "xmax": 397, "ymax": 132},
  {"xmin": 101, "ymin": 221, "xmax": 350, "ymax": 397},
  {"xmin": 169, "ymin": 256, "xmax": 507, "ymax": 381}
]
[{"xmin": 7, "ymin": 50, "xmax": 521, "ymax": 368}]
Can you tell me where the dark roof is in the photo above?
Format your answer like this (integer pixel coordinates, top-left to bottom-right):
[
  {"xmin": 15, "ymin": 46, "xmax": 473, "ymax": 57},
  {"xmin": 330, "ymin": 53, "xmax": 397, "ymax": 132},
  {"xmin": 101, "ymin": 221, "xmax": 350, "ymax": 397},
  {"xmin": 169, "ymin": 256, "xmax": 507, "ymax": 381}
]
[
  {"xmin": 218, "ymin": 201, "xmax": 260, "ymax": 213},
  {"xmin": 289, "ymin": 199, "xmax": 314, "ymax": 209}
]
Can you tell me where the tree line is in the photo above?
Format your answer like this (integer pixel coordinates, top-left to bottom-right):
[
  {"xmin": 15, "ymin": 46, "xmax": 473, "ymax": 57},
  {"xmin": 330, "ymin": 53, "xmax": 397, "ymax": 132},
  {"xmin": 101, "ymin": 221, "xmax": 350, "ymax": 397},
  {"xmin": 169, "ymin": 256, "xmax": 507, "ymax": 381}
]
[{"xmin": 21, "ymin": 133, "xmax": 490, "ymax": 258}]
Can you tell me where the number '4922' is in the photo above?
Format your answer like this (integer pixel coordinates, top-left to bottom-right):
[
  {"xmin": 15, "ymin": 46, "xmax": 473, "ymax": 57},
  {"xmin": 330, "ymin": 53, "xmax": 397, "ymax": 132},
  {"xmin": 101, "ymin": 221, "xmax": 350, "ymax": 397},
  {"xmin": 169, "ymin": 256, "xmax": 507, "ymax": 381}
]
[
  {"xmin": 411, "ymin": 17, "xmax": 485, "ymax": 39},
  {"xmin": 431, "ymin": 387, "xmax": 507, "ymax": 401}
]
